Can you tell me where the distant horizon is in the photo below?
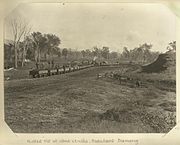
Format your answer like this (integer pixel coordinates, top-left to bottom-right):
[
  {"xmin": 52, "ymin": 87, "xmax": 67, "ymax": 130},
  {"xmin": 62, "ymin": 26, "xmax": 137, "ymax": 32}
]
[
  {"xmin": 4, "ymin": 3, "xmax": 176, "ymax": 53},
  {"xmin": 4, "ymin": 38, "xmax": 163, "ymax": 54}
]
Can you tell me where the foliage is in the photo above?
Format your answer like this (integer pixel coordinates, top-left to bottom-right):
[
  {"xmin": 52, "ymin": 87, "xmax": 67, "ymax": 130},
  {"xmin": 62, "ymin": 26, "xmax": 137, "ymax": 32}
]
[
  {"xmin": 167, "ymin": 41, "xmax": 176, "ymax": 51},
  {"xmin": 120, "ymin": 43, "xmax": 159, "ymax": 64},
  {"xmin": 62, "ymin": 48, "xmax": 68, "ymax": 59},
  {"xmin": 5, "ymin": 27, "xmax": 175, "ymax": 69},
  {"xmin": 101, "ymin": 46, "xmax": 110, "ymax": 59},
  {"xmin": 44, "ymin": 34, "xmax": 61, "ymax": 55}
]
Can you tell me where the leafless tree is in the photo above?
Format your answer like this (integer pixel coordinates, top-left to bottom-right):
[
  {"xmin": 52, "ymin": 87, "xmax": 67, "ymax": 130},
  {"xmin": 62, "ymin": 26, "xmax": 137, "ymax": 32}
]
[
  {"xmin": 21, "ymin": 27, "xmax": 32, "ymax": 67},
  {"xmin": 10, "ymin": 18, "xmax": 31, "ymax": 68}
]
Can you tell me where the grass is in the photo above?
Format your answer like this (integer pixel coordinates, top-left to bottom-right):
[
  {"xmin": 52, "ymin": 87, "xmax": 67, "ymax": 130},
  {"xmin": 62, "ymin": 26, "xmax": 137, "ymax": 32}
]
[
  {"xmin": 4, "ymin": 65, "xmax": 176, "ymax": 133},
  {"xmin": 108, "ymin": 65, "xmax": 176, "ymax": 92}
]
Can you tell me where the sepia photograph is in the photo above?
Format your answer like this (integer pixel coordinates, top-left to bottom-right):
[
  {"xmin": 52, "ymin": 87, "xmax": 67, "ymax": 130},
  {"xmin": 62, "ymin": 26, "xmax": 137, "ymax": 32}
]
[{"xmin": 3, "ymin": 2, "xmax": 176, "ymax": 133}]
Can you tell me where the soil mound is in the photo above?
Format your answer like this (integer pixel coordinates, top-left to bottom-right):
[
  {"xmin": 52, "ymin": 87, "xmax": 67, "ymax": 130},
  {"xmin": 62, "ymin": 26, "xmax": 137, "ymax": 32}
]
[{"xmin": 142, "ymin": 51, "xmax": 176, "ymax": 73}]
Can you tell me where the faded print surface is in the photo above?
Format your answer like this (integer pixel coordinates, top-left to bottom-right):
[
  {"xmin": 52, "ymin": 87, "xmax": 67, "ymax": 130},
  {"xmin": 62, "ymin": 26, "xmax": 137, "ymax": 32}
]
[{"xmin": 4, "ymin": 3, "xmax": 176, "ymax": 133}]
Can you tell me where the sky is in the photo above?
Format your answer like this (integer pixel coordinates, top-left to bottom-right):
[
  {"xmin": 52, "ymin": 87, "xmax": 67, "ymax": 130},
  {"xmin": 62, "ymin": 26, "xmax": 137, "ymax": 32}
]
[{"xmin": 4, "ymin": 3, "xmax": 176, "ymax": 53}]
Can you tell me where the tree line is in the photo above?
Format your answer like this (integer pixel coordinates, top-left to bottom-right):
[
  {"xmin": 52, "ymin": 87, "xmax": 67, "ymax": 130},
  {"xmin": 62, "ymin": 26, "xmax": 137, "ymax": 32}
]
[
  {"xmin": 58, "ymin": 47, "xmax": 119, "ymax": 60},
  {"xmin": 121, "ymin": 43, "xmax": 159, "ymax": 64},
  {"xmin": 121, "ymin": 41, "xmax": 176, "ymax": 64},
  {"xmin": 4, "ymin": 18, "xmax": 175, "ymax": 69}
]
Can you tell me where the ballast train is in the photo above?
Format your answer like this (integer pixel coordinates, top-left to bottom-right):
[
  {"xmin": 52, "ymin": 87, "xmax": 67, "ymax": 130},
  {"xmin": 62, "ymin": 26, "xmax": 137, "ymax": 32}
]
[{"xmin": 29, "ymin": 64, "xmax": 94, "ymax": 78}]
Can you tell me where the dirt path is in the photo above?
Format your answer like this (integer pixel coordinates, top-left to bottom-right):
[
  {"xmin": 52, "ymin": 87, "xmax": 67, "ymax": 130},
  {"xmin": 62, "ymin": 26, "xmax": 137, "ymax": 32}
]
[{"xmin": 4, "ymin": 66, "xmax": 176, "ymax": 133}]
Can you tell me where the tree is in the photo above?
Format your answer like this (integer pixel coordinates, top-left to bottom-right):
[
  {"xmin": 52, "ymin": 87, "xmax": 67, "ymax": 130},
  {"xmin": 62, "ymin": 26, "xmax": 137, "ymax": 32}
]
[
  {"xmin": 81, "ymin": 50, "xmax": 86, "ymax": 58},
  {"xmin": 10, "ymin": 18, "xmax": 31, "ymax": 68},
  {"xmin": 30, "ymin": 32, "xmax": 47, "ymax": 63},
  {"xmin": 110, "ymin": 51, "xmax": 118, "ymax": 59},
  {"xmin": 142, "ymin": 43, "xmax": 152, "ymax": 63},
  {"xmin": 135, "ymin": 43, "xmax": 153, "ymax": 63},
  {"xmin": 92, "ymin": 46, "xmax": 101, "ymax": 58},
  {"xmin": 21, "ymin": 33, "xmax": 32, "ymax": 67},
  {"xmin": 44, "ymin": 34, "xmax": 61, "ymax": 60},
  {"xmin": 4, "ymin": 42, "xmax": 14, "ymax": 68},
  {"xmin": 56, "ymin": 47, "xmax": 61, "ymax": 57},
  {"xmin": 73, "ymin": 50, "xmax": 81, "ymax": 59},
  {"xmin": 120, "ymin": 43, "xmax": 157, "ymax": 64},
  {"xmin": 85, "ymin": 49, "xmax": 92, "ymax": 58},
  {"xmin": 122, "ymin": 47, "xmax": 130, "ymax": 59},
  {"xmin": 26, "ymin": 44, "xmax": 34, "ymax": 61},
  {"xmin": 101, "ymin": 46, "xmax": 110, "ymax": 59},
  {"xmin": 167, "ymin": 41, "xmax": 176, "ymax": 51},
  {"xmin": 62, "ymin": 48, "xmax": 68, "ymax": 59}
]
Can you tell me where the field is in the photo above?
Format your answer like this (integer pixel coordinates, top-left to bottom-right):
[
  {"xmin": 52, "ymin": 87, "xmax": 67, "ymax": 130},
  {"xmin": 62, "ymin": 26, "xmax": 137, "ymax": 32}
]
[{"xmin": 4, "ymin": 65, "xmax": 176, "ymax": 133}]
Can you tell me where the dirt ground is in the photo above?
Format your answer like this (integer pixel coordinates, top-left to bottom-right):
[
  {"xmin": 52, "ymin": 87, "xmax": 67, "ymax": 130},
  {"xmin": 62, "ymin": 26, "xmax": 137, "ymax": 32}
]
[{"xmin": 4, "ymin": 66, "xmax": 176, "ymax": 133}]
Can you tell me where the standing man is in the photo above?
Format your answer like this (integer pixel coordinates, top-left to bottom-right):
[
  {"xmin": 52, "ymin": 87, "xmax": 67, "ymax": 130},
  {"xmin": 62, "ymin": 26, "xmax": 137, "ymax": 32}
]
[
  {"xmin": 63, "ymin": 65, "xmax": 66, "ymax": 73},
  {"xmin": 52, "ymin": 60, "xmax": 54, "ymax": 68},
  {"xmin": 36, "ymin": 62, "xmax": 39, "ymax": 69}
]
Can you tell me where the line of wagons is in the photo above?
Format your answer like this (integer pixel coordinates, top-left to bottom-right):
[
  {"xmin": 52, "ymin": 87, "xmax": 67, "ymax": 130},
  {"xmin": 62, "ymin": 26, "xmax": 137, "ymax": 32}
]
[{"xmin": 29, "ymin": 64, "xmax": 94, "ymax": 78}]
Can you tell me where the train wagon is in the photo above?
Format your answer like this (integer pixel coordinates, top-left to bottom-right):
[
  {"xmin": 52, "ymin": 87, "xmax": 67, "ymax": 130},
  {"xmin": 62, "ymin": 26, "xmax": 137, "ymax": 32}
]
[
  {"xmin": 73, "ymin": 66, "xmax": 79, "ymax": 71},
  {"xmin": 49, "ymin": 69, "xmax": 58, "ymax": 75},
  {"xmin": 65, "ymin": 67, "xmax": 70, "ymax": 73},
  {"xmin": 29, "ymin": 69, "xmax": 49, "ymax": 78},
  {"xmin": 58, "ymin": 68, "xmax": 64, "ymax": 74}
]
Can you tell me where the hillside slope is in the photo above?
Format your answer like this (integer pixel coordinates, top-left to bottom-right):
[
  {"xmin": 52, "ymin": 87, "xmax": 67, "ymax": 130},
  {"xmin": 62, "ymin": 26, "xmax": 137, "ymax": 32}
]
[{"xmin": 142, "ymin": 50, "xmax": 176, "ymax": 73}]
